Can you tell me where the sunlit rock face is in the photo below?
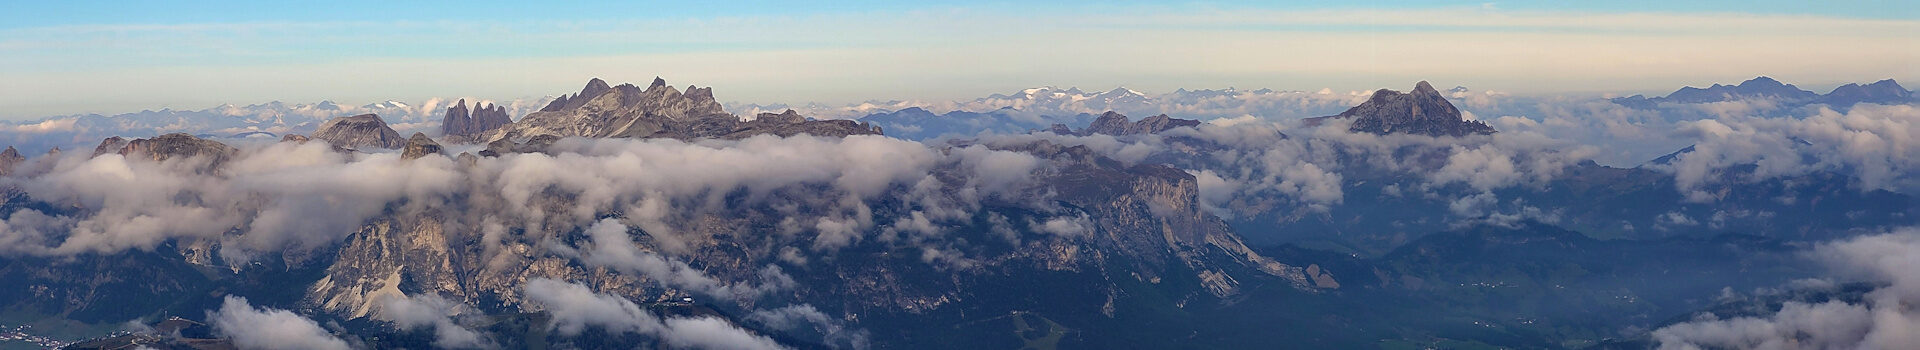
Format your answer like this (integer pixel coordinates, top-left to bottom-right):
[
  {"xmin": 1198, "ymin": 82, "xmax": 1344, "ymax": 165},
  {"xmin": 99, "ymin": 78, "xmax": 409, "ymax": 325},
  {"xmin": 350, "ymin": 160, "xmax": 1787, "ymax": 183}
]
[{"xmin": 493, "ymin": 78, "xmax": 879, "ymax": 142}]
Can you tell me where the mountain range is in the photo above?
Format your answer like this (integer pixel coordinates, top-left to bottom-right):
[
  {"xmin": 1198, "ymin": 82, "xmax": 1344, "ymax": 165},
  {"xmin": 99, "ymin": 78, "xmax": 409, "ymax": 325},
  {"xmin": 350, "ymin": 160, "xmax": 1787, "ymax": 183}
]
[
  {"xmin": 0, "ymin": 75, "xmax": 1914, "ymax": 350},
  {"xmin": 0, "ymin": 97, "xmax": 551, "ymax": 155},
  {"xmin": 1611, "ymin": 76, "xmax": 1916, "ymax": 109}
]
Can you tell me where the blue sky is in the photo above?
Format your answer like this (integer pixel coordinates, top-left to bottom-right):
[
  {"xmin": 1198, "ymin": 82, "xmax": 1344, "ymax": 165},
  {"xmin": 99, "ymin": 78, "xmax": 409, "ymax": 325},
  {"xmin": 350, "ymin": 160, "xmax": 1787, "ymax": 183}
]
[{"xmin": 3, "ymin": 1, "xmax": 1916, "ymax": 119}]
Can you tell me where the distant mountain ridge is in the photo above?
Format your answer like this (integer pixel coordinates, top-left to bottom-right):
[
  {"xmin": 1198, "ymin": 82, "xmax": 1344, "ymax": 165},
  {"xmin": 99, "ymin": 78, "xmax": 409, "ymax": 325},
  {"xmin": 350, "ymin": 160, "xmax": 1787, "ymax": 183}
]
[
  {"xmin": 1046, "ymin": 111, "xmax": 1202, "ymax": 136},
  {"xmin": 0, "ymin": 97, "xmax": 551, "ymax": 154},
  {"xmin": 1612, "ymin": 76, "xmax": 1917, "ymax": 108},
  {"xmin": 734, "ymin": 85, "xmax": 1370, "ymax": 122}
]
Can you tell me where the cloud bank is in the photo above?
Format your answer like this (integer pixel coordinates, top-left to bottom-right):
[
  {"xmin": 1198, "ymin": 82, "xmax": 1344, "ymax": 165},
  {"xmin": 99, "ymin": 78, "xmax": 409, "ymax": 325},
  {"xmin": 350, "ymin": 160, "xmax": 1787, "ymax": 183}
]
[
  {"xmin": 208, "ymin": 296, "xmax": 353, "ymax": 350},
  {"xmin": 522, "ymin": 278, "xmax": 788, "ymax": 350},
  {"xmin": 1653, "ymin": 227, "xmax": 1920, "ymax": 350}
]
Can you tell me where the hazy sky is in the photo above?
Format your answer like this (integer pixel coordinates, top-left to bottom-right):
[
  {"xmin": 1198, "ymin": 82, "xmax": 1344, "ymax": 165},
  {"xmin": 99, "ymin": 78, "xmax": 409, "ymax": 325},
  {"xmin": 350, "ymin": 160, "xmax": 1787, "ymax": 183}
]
[{"xmin": 2, "ymin": 1, "xmax": 1916, "ymax": 119}]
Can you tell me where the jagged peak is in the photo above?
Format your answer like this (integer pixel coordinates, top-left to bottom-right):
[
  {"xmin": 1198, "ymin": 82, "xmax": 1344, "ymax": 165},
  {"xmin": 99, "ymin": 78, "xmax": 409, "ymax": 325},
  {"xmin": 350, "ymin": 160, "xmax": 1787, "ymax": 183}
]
[
  {"xmin": 683, "ymin": 85, "xmax": 715, "ymax": 102},
  {"xmin": 1867, "ymin": 79, "xmax": 1906, "ymax": 90},
  {"xmin": 1413, "ymin": 81, "xmax": 1438, "ymax": 94},
  {"xmin": 1325, "ymin": 81, "xmax": 1494, "ymax": 137},
  {"xmin": 401, "ymin": 132, "xmax": 444, "ymax": 160},
  {"xmin": 649, "ymin": 77, "xmax": 668, "ymax": 91},
  {"xmin": 1741, "ymin": 76, "xmax": 1784, "ymax": 87},
  {"xmin": 583, "ymin": 78, "xmax": 611, "ymax": 95}
]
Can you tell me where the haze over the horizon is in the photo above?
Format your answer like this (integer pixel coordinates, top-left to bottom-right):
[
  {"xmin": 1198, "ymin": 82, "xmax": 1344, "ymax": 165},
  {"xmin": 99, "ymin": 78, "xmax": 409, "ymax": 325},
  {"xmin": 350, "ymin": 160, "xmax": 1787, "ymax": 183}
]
[{"xmin": 3, "ymin": 0, "xmax": 1916, "ymax": 120}]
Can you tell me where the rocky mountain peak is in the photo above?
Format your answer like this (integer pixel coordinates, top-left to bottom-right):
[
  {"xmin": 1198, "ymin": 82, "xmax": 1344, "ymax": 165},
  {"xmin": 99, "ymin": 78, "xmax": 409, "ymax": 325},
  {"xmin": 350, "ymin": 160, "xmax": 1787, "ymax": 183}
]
[
  {"xmin": 117, "ymin": 133, "xmax": 238, "ymax": 168},
  {"xmin": 583, "ymin": 78, "xmax": 612, "ymax": 97},
  {"xmin": 1867, "ymin": 79, "xmax": 1907, "ymax": 91},
  {"xmin": 313, "ymin": 113, "xmax": 406, "ymax": 149},
  {"xmin": 1066, "ymin": 111, "xmax": 1201, "ymax": 136},
  {"xmin": 1738, "ymin": 76, "xmax": 1787, "ymax": 89},
  {"xmin": 400, "ymin": 133, "xmax": 443, "ymax": 160},
  {"xmin": 1413, "ymin": 80, "xmax": 1438, "ymax": 94},
  {"xmin": 1822, "ymin": 79, "xmax": 1914, "ymax": 107},
  {"xmin": 541, "ymin": 78, "xmax": 617, "ymax": 112},
  {"xmin": 0, "ymin": 146, "xmax": 24, "ymax": 176},
  {"xmin": 501, "ymin": 77, "xmax": 734, "ymax": 140},
  {"xmin": 442, "ymin": 98, "xmax": 513, "ymax": 139},
  {"xmin": 754, "ymin": 109, "xmax": 807, "ymax": 124},
  {"xmin": 92, "ymin": 136, "xmax": 130, "ymax": 157},
  {"xmin": 684, "ymin": 85, "xmax": 715, "ymax": 104},
  {"xmin": 1317, "ymin": 81, "xmax": 1495, "ymax": 137}
]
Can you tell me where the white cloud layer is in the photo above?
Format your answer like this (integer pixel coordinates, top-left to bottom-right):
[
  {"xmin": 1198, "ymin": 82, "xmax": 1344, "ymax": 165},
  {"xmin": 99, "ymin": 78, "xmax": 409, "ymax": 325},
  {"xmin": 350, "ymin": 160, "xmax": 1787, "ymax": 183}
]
[
  {"xmin": 522, "ymin": 278, "xmax": 788, "ymax": 350},
  {"xmin": 377, "ymin": 294, "xmax": 492, "ymax": 349},
  {"xmin": 208, "ymin": 296, "xmax": 354, "ymax": 350},
  {"xmin": 1654, "ymin": 227, "xmax": 1920, "ymax": 350}
]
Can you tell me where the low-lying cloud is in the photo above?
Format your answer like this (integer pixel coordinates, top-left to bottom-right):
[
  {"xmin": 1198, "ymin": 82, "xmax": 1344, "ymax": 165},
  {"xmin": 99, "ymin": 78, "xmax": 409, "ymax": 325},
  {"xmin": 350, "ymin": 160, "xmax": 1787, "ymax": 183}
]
[
  {"xmin": 1653, "ymin": 227, "xmax": 1920, "ymax": 350},
  {"xmin": 522, "ymin": 278, "xmax": 789, "ymax": 350},
  {"xmin": 209, "ymin": 295, "xmax": 354, "ymax": 350},
  {"xmin": 377, "ymin": 294, "xmax": 492, "ymax": 349}
]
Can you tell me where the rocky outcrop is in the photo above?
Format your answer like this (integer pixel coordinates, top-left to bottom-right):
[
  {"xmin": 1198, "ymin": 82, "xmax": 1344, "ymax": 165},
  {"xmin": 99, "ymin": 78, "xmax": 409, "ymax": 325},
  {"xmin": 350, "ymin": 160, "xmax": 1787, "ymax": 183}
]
[
  {"xmin": 477, "ymin": 134, "xmax": 561, "ymax": 157},
  {"xmin": 1310, "ymin": 81, "xmax": 1495, "ymax": 137},
  {"xmin": 0, "ymin": 147, "xmax": 24, "ymax": 176},
  {"xmin": 1004, "ymin": 140, "xmax": 1326, "ymax": 295},
  {"xmin": 642, "ymin": 109, "xmax": 883, "ymax": 141},
  {"xmin": 493, "ymin": 78, "xmax": 880, "ymax": 142},
  {"xmin": 400, "ymin": 133, "xmax": 443, "ymax": 160},
  {"xmin": 280, "ymin": 134, "xmax": 311, "ymax": 143},
  {"xmin": 539, "ymin": 78, "xmax": 613, "ymax": 112},
  {"xmin": 307, "ymin": 211, "xmax": 464, "ymax": 318},
  {"xmin": 501, "ymin": 78, "xmax": 731, "ymax": 140},
  {"xmin": 441, "ymin": 99, "xmax": 513, "ymax": 140},
  {"xmin": 1070, "ymin": 112, "xmax": 1201, "ymax": 136},
  {"xmin": 117, "ymin": 133, "xmax": 239, "ymax": 169},
  {"xmin": 91, "ymin": 136, "xmax": 130, "ymax": 157},
  {"xmin": 313, "ymin": 114, "xmax": 406, "ymax": 149}
]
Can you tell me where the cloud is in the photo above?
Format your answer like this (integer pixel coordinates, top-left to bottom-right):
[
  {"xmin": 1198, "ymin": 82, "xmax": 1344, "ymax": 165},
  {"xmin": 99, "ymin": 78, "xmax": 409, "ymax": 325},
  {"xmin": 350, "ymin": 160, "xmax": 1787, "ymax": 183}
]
[
  {"xmin": 1659, "ymin": 104, "xmax": 1920, "ymax": 196},
  {"xmin": 0, "ymin": 141, "xmax": 461, "ymax": 262},
  {"xmin": 4, "ymin": 91, "xmax": 1907, "ymax": 268},
  {"xmin": 521, "ymin": 278, "xmax": 788, "ymax": 350},
  {"xmin": 377, "ymin": 294, "xmax": 491, "ymax": 349},
  {"xmin": 1652, "ymin": 227, "xmax": 1920, "ymax": 350},
  {"xmin": 208, "ymin": 295, "xmax": 353, "ymax": 350},
  {"xmin": 747, "ymin": 305, "xmax": 869, "ymax": 350},
  {"xmin": 1034, "ymin": 215, "xmax": 1092, "ymax": 237},
  {"xmin": 0, "ymin": 132, "xmax": 1052, "ymax": 268},
  {"xmin": 572, "ymin": 218, "xmax": 795, "ymax": 301}
]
